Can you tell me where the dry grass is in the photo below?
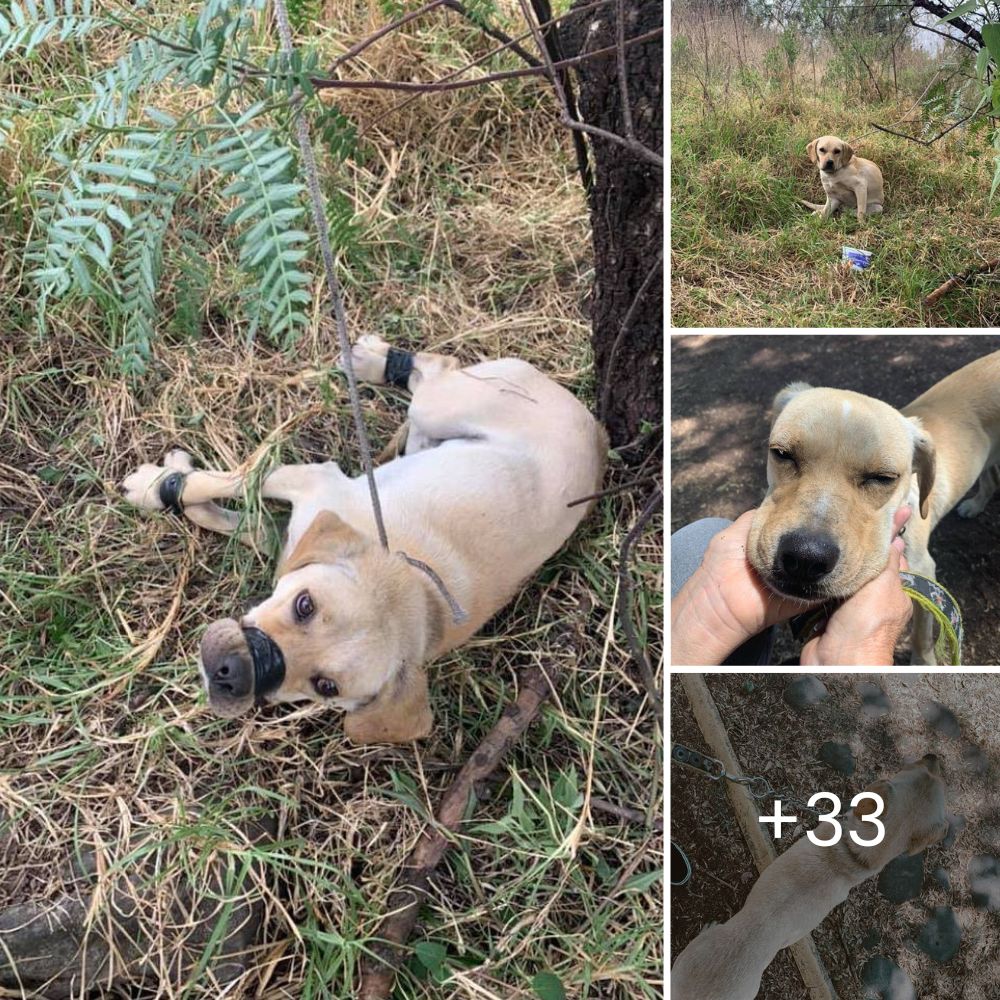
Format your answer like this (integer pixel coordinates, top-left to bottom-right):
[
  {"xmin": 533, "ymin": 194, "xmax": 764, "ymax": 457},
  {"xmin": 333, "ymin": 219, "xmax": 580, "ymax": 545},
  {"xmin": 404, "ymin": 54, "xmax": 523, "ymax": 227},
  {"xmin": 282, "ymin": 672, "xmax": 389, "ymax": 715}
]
[{"xmin": 0, "ymin": 2, "xmax": 663, "ymax": 997}]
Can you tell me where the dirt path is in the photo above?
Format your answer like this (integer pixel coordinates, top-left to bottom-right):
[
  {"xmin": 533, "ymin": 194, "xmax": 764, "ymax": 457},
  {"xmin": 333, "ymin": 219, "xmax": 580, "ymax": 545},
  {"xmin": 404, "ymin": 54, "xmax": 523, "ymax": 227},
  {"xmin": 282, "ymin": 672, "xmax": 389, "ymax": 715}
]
[{"xmin": 670, "ymin": 334, "xmax": 1000, "ymax": 666}]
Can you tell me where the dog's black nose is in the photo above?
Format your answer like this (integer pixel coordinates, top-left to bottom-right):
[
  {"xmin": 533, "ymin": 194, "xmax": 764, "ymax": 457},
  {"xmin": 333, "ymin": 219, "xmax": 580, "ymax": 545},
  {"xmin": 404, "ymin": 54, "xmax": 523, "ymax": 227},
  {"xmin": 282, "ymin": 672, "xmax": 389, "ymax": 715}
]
[
  {"xmin": 776, "ymin": 531, "xmax": 840, "ymax": 584},
  {"xmin": 823, "ymin": 160, "xmax": 835, "ymax": 171},
  {"xmin": 207, "ymin": 652, "xmax": 253, "ymax": 700}
]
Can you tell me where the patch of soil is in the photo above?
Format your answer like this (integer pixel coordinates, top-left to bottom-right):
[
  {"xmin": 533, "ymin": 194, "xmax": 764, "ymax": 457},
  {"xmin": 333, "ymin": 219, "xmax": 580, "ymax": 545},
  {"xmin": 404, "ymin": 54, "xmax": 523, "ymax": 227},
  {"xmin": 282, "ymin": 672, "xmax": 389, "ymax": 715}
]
[
  {"xmin": 670, "ymin": 334, "xmax": 1000, "ymax": 666},
  {"xmin": 670, "ymin": 673, "xmax": 1000, "ymax": 999}
]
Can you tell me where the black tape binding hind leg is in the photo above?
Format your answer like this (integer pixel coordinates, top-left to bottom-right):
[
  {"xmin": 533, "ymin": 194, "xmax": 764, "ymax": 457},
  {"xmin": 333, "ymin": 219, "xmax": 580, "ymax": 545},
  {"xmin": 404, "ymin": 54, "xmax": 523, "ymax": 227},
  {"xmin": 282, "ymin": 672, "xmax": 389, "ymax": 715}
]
[{"xmin": 384, "ymin": 347, "xmax": 415, "ymax": 389}]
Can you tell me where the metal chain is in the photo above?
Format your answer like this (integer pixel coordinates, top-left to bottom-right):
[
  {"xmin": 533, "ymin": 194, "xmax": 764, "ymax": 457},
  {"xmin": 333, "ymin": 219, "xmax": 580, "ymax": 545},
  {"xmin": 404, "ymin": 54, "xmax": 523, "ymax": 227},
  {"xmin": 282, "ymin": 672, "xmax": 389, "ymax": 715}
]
[{"xmin": 672, "ymin": 743, "xmax": 831, "ymax": 821}]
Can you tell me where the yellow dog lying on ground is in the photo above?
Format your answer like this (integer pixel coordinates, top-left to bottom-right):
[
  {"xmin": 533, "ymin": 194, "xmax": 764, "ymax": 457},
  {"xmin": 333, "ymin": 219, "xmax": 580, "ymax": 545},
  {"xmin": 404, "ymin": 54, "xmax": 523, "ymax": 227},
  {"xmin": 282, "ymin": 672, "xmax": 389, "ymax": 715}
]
[{"xmin": 122, "ymin": 335, "xmax": 606, "ymax": 743}]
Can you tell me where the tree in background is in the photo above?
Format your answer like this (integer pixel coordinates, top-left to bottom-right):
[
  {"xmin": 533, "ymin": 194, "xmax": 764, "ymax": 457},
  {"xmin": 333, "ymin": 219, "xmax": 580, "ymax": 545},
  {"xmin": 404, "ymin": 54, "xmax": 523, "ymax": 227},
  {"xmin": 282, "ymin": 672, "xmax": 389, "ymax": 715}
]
[{"xmin": 562, "ymin": 0, "xmax": 663, "ymax": 471}]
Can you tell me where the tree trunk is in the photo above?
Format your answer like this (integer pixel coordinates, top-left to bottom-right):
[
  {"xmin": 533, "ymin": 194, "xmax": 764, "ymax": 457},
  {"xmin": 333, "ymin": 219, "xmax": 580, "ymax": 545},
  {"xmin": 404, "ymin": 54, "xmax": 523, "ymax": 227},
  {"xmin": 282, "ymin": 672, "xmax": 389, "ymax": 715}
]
[{"xmin": 562, "ymin": 0, "xmax": 663, "ymax": 469}]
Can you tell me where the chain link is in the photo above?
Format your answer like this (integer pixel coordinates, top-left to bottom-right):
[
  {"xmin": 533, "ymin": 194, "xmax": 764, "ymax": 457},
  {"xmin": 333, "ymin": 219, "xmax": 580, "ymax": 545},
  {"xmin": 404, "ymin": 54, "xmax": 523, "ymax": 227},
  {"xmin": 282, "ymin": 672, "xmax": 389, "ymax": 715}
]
[{"xmin": 672, "ymin": 743, "xmax": 830, "ymax": 821}]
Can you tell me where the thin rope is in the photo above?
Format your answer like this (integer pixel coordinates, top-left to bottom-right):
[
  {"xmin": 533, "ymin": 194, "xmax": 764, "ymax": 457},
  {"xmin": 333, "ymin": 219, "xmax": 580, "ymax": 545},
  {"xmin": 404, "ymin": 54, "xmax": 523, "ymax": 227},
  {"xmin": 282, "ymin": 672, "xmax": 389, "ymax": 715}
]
[
  {"xmin": 272, "ymin": 0, "xmax": 386, "ymax": 547},
  {"xmin": 270, "ymin": 0, "xmax": 467, "ymax": 624}
]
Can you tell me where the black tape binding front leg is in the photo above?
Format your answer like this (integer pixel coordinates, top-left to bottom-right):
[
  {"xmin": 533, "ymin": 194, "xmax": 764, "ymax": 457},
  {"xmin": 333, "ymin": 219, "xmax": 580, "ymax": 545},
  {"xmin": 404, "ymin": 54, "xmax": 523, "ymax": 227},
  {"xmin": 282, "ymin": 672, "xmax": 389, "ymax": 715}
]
[
  {"xmin": 384, "ymin": 347, "xmax": 415, "ymax": 389},
  {"xmin": 158, "ymin": 471, "xmax": 187, "ymax": 516}
]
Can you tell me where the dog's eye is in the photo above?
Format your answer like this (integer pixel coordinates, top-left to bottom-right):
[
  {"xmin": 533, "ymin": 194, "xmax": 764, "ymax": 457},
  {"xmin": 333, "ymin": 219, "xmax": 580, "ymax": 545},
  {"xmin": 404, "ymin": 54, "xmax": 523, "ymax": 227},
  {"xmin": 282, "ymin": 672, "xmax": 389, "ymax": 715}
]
[
  {"xmin": 312, "ymin": 676, "xmax": 338, "ymax": 698},
  {"xmin": 770, "ymin": 447, "xmax": 794, "ymax": 462},
  {"xmin": 294, "ymin": 590, "xmax": 315, "ymax": 621},
  {"xmin": 865, "ymin": 473, "xmax": 898, "ymax": 486}
]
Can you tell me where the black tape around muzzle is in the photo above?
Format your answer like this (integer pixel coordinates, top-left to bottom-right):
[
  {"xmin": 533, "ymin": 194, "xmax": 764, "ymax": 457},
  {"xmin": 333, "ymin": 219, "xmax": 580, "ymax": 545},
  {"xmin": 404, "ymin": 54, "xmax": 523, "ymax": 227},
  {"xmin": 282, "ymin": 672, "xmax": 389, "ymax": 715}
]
[{"xmin": 241, "ymin": 626, "xmax": 286, "ymax": 696}]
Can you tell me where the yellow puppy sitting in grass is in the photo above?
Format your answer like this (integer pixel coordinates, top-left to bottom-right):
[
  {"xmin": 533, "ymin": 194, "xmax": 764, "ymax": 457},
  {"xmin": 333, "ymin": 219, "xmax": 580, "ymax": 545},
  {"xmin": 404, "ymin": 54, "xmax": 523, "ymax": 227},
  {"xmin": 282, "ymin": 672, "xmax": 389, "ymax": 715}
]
[{"xmin": 800, "ymin": 133, "xmax": 884, "ymax": 223}]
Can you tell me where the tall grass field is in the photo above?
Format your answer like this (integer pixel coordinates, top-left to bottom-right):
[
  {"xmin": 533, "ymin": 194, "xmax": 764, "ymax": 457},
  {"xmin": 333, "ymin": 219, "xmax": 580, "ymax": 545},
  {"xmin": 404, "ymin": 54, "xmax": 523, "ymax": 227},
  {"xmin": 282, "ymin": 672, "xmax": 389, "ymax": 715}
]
[{"xmin": 671, "ymin": 3, "xmax": 1000, "ymax": 327}]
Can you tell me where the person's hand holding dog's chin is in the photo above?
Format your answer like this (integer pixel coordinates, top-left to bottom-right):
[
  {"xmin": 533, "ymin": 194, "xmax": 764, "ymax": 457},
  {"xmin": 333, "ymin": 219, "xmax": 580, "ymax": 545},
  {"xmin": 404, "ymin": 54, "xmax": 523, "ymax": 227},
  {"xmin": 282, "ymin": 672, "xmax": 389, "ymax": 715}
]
[
  {"xmin": 801, "ymin": 506, "xmax": 913, "ymax": 667},
  {"xmin": 672, "ymin": 506, "xmax": 913, "ymax": 667},
  {"xmin": 671, "ymin": 510, "xmax": 807, "ymax": 665}
]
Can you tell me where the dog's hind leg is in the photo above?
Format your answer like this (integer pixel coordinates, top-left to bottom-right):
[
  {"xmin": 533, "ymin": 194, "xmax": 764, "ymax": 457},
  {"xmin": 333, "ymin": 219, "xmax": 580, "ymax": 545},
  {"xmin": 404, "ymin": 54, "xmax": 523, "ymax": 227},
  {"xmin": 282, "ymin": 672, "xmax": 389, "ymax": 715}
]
[
  {"xmin": 958, "ymin": 463, "xmax": 1000, "ymax": 519},
  {"xmin": 349, "ymin": 334, "xmax": 460, "ymax": 393}
]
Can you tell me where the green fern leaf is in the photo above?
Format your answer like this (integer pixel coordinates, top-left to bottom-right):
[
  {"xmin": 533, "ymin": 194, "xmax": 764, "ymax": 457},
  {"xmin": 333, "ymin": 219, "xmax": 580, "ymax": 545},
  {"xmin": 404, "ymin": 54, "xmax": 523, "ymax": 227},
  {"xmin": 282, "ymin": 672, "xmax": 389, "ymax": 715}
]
[{"xmin": 206, "ymin": 113, "xmax": 312, "ymax": 346}]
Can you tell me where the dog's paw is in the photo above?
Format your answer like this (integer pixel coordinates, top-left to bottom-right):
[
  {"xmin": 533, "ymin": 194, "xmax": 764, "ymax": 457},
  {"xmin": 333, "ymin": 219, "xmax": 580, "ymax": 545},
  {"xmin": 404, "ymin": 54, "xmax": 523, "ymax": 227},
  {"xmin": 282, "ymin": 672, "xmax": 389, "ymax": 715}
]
[
  {"xmin": 120, "ymin": 464, "xmax": 167, "ymax": 511},
  {"xmin": 348, "ymin": 334, "xmax": 391, "ymax": 384},
  {"xmin": 163, "ymin": 449, "xmax": 195, "ymax": 472},
  {"xmin": 957, "ymin": 499, "xmax": 982, "ymax": 520}
]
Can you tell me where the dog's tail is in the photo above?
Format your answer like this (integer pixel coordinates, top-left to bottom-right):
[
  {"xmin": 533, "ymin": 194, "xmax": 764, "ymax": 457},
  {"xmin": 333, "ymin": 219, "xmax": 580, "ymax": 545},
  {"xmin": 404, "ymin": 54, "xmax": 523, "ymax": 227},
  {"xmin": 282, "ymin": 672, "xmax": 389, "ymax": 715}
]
[{"xmin": 799, "ymin": 199, "xmax": 824, "ymax": 211}]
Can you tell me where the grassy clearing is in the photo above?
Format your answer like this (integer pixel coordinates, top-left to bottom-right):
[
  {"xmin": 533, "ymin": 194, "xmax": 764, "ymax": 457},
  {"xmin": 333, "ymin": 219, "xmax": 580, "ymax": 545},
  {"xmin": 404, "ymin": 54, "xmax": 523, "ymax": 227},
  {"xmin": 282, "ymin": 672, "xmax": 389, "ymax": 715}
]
[
  {"xmin": 671, "ymin": 90, "xmax": 1000, "ymax": 327},
  {"xmin": 0, "ymin": 2, "xmax": 663, "ymax": 997}
]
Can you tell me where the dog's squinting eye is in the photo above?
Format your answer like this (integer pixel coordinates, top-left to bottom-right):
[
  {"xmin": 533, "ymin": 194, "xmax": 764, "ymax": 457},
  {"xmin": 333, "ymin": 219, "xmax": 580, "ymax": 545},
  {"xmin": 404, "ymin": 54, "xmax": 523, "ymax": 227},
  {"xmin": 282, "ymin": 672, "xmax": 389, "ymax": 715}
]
[
  {"xmin": 770, "ymin": 447, "xmax": 795, "ymax": 463},
  {"xmin": 313, "ymin": 676, "xmax": 337, "ymax": 698},
  {"xmin": 864, "ymin": 473, "xmax": 898, "ymax": 486},
  {"xmin": 294, "ymin": 591, "xmax": 315, "ymax": 621}
]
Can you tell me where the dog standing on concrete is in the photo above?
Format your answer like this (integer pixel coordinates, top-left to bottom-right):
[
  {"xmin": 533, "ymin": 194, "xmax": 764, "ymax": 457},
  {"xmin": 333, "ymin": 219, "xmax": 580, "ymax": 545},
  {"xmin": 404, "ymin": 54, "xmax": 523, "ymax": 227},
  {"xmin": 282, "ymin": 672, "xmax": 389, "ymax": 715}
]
[
  {"xmin": 747, "ymin": 351, "xmax": 1000, "ymax": 664},
  {"xmin": 121, "ymin": 335, "xmax": 606, "ymax": 743},
  {"xmin": 672, "ymin": 754, "xmax": 949, "ymax": 1000}
]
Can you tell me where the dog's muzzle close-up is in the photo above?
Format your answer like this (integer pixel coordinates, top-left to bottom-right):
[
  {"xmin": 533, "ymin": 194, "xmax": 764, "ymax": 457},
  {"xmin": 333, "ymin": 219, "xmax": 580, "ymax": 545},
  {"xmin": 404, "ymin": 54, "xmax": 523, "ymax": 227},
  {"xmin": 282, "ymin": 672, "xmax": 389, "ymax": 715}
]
[
  {"xmin": 199, "ymin": 618, "xmax": 286, "ymax": 717},
  {"xmin": 767, "ymin": 529, "xmax": 841, "ymax": 599}
]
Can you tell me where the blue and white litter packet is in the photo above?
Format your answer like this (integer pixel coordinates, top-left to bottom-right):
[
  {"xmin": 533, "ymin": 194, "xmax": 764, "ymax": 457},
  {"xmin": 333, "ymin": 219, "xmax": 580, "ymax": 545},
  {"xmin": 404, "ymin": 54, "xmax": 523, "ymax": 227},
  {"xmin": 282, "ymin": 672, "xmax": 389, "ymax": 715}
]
[{"xmin": 842, "ymin": 246, "xmax": 873, "ymax": 271}]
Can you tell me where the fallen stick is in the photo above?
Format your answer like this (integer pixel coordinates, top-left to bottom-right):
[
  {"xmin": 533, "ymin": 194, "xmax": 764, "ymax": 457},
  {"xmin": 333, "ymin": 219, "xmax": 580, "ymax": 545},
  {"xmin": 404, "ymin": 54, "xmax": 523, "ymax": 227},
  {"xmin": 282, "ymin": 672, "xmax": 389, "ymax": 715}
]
[
  {"xmin": 358, "ymin": 663, "xmax": 561, "ymax": 999},
  {"xmin": 924, "ymin": 257, "xmax": 1000, "ymax": 307}
]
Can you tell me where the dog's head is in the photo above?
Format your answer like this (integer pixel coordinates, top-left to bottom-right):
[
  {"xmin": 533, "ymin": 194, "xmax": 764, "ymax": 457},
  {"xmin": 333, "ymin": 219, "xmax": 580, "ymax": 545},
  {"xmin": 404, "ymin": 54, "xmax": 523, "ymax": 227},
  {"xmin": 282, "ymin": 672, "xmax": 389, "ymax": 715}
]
[
  {"xmin": 747, "ymin": 383, "xmax": 935, "ymax": 600},
  {"xmin": 807, "ymin": 135, "xmax": 855, "ymax": 174},
  {"xmin": 853, "ymin": 753, "xmax": 949, "ymax": 857},
  {"xmin": 198, "ymin": 510, "xmax": 442, "ymax": 743}
]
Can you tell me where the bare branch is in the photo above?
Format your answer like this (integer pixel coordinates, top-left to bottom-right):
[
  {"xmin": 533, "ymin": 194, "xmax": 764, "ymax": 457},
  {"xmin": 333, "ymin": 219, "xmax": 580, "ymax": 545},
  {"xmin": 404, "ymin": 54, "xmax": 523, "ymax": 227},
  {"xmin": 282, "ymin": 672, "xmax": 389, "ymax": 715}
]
[
  {"xmin": 442, "ymin": 0, "xmax": 542, "ymax": 68},
  {"xmin": 358, "ymin": 661, "xmax": 562, "ymax": 999},
  {"xmin": 271, "ymin": 0, "xmax": 468, "ymax": 624},
  {"xmin": 868, "ymin": 109, "xmax": 978, "ymax": 145},
  {"xmin": 616, "ymin": 0, "xmax": 635, "ymax": 141},
  {"xmin": 515, "ymin": 0, "xmax": 662, "ymax": 169},
  {"xmin": 925, "ymin": 257, "xmax": 1000, "ymax": 307},
  {"xmin": 311, "ymin": 27, "xmax": 664, "ymax": 96},
  {"xmin": 529, "ymin": 0, "xmax": 592, "ymax": 193},
  {"xmin": 618, "ymin": 486, "xmax": 663, "ymax": 718},
  {"xmin": 328, "ymin": 0, "xmax": 448, "ymax": 74}
]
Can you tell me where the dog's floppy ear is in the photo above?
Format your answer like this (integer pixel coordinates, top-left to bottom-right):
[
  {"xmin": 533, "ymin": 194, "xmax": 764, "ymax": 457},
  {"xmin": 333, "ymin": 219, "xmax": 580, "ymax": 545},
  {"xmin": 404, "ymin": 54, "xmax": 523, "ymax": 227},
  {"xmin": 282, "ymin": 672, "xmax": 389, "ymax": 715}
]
[
  {"xmin": 772, "ymin": 381, "xmax": 813, "ymax": 417},
  {"xmin": 842, "ymin": 142, "xmax": 855, "ymax": 165},
  {"xmin": 343, "ymin": 660, "xmax": 432, "ymax": 744},
  {"xmin": 806, "ymin": 139, "xmax": 818, "ymax": 164},
  {"xmin": 907, "ymin": 419, "xmax": 936, "ymax": 519},
  {"xmin": 278, "ymin": 509, "xmax": 369, "ymax": 577},
  {"xmin": 854, "ymin": 778, "xmax": 893, "ymax": 819}
]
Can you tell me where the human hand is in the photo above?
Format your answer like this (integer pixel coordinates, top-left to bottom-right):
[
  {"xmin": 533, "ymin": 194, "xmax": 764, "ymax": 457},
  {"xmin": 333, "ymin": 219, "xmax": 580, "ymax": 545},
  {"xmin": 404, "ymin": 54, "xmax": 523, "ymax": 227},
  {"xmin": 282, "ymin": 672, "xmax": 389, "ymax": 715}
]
[
  {"xmin": 800, "ymin": 507, "xmax": 913, "ymax": 666},
  {"xmin": 671, "ymin": 510, "xmax": 807, "ymax": 666}
]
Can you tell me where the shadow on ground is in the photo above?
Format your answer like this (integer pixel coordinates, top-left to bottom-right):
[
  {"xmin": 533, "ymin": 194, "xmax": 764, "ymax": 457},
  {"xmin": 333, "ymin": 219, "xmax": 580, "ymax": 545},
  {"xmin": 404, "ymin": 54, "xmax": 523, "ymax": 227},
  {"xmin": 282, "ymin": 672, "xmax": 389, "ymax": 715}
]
[
  {"xmin": 670, "ymin": 334, "xmax": 1000, "ymax": 666},
  {"xmin": 671, "ymin": 673, "xmax": 1000, "ymax": 1000}
]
